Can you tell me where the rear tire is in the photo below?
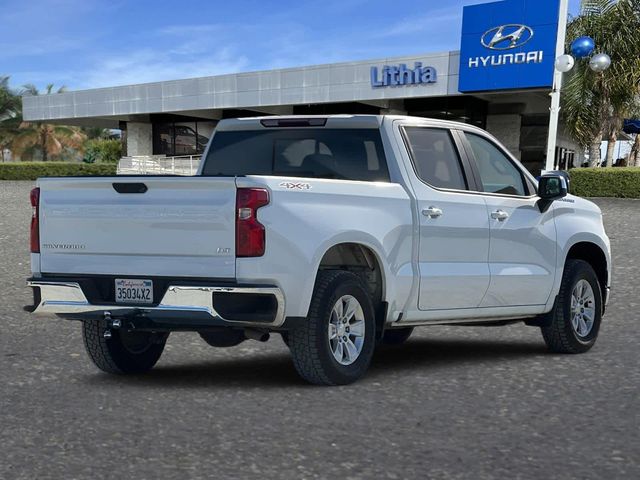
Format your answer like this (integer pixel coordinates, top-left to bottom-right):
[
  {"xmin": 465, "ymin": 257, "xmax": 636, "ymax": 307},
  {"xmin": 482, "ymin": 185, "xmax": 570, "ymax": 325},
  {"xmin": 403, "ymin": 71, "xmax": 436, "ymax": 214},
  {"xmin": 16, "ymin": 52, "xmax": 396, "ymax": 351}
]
[
  {"xmin": 541, "ymin": 259, "xmax": 602, "ymax": 354},
  {"xmin": 288, "ymin": 270, "xmax": 376, "ymax": 386},
  {"xmin": 381, "ymin": 327, "xmax": 414, "ymax": 345},
  {"xmin": 82, "ymin": 319, "xmax": 167, "ymax": 374}
]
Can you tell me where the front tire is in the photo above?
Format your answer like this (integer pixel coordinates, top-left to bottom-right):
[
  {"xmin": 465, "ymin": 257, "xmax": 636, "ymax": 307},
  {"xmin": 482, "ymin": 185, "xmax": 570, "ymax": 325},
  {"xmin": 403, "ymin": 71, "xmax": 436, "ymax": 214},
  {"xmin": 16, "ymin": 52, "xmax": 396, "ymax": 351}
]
[
  {"xmin": 82, "ymin": 319, "xmax": 167, "ymax": 374},
  {"xmin": 541, "ymin": 259, "xmax": 603, "ymax": 354},
  {"xmin": 288, "ymin": 270, "xmax": 376, "ymax": 385}
]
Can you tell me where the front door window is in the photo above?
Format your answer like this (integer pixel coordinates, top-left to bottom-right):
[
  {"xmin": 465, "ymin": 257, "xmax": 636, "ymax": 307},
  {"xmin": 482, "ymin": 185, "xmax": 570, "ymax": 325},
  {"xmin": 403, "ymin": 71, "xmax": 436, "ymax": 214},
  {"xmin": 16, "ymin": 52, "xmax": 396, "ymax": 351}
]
[{"xmin": 466, "ymin": 133, "xmax": 526, "ymax": 196}]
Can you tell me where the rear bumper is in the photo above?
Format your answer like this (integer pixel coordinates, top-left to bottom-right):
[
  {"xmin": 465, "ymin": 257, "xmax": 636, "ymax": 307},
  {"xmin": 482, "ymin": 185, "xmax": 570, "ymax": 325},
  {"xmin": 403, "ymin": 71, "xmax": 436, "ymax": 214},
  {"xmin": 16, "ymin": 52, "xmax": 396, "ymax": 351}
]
[{"xmin": 26, "ymin": 280, "xmax": 285, "ymax": 328}]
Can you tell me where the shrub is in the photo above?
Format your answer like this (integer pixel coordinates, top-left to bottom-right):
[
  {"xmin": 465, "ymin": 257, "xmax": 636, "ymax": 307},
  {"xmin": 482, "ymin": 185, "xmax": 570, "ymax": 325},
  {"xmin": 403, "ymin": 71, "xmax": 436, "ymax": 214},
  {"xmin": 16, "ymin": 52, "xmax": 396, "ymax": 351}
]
[
  {"xmin": 0, "ymin": 162, "xmax": 117, "ymax": 180},
  {"xmin": 569, "ymin": 167, "xmax": 640, "ymax": 198},
  {"xmin": 83, "ymin": 139, "xmax": 122, "ymax": 163}
]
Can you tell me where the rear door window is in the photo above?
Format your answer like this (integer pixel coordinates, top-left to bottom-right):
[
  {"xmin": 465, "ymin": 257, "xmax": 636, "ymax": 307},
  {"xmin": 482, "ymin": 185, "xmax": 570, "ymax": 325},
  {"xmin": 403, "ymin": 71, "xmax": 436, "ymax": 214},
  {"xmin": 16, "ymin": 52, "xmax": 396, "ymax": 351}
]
[
  {"xmin": 202, "ymin": 129, "xmax": 389, "ymax": 182},
  {"xmin": 403, "ymin": 127, "xmax": 468, "ymax": 190}
]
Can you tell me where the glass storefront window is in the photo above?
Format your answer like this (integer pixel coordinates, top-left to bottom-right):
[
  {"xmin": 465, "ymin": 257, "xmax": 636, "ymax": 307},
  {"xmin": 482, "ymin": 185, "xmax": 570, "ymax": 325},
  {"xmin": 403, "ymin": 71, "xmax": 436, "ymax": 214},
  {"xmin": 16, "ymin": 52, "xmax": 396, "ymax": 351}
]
[
  {"xmin": 153, "ymin": 120, "xmax": 216, "ymax": 156},
  {"xmin": 173, "ymin": 122, "xmax": 198, "ymax": 155},
  {"xmin": 154, "ymin": 123, "xmax": 173, "ymax": 155}
]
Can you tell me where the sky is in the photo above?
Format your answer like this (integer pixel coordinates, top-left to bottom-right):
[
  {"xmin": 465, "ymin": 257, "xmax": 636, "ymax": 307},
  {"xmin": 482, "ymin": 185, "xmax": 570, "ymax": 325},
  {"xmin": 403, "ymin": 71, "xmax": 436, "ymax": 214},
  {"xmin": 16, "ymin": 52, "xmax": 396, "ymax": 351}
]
[{"xmin": 1, "ymin": 0, "xmax": 582, "ymax": 92}]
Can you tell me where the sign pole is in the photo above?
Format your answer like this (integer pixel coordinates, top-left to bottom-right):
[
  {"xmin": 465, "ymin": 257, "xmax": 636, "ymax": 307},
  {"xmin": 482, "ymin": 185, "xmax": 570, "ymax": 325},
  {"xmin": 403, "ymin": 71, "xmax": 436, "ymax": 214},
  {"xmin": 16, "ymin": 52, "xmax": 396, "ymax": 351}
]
[{"xmin": 544, "ymin": 0, "xmax": 570, "ymax": 173}]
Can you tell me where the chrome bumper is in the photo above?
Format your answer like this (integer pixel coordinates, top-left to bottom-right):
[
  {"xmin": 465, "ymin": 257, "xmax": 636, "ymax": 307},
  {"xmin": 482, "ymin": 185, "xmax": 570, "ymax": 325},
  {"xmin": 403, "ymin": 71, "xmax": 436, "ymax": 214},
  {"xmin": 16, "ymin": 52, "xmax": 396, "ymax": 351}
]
[{"xmin": 26, "ymin": 280, "xmax": 285, "ymax": 327}]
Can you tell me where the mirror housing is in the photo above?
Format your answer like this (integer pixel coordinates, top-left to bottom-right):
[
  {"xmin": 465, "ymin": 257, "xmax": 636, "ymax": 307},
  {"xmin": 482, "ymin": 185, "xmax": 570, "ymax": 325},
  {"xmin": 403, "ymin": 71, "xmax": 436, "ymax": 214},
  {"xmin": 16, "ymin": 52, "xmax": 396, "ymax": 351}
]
[{"xmin": 537, "ymin": 174, "xmax": 568, "ymax": 212}]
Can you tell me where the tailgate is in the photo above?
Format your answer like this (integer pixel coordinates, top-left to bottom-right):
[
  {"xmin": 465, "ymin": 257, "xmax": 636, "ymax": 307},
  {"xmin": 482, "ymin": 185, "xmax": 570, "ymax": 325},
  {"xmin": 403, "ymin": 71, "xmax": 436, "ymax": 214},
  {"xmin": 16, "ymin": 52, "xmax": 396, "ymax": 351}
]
[{"xmin": 37, "ymin": 176, "xmax": 237, "ymax": 278}]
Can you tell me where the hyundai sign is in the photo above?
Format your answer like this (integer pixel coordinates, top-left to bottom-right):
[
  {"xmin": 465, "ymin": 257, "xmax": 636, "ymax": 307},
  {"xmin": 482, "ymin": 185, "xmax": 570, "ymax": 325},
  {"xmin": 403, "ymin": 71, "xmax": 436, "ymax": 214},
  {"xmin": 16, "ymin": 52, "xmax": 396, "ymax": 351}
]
[{"xmin": 458, "ymin": 0, "xmax": 560, "ymax": 92}]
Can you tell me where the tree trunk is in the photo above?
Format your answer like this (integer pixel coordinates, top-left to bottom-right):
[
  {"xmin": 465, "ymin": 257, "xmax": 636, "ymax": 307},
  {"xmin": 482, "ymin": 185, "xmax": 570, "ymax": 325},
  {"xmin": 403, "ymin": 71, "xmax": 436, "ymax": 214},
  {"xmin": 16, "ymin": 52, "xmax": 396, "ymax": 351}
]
[
  {"xmin": 588, "ymin": 140, "xmax": 602, "ymax": 167},
  {"xmin": 605, "ymin": 132, "xmax": 617, "ymax": 167},
  {"xmin": 40, "ymin": 129, "xmax": 47, "ymax": 162},
  {"xmin": 631, "ymin": 134, "xmax": 640, "ymax": 167}
]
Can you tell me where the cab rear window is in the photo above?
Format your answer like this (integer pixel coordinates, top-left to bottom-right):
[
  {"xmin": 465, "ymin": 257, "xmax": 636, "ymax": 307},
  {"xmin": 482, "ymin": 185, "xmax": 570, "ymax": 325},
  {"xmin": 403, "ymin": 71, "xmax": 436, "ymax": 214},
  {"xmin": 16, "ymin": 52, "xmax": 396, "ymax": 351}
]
[{"xmin": 202, "ymin": 129, "xmax": 390, "ymax": 182}]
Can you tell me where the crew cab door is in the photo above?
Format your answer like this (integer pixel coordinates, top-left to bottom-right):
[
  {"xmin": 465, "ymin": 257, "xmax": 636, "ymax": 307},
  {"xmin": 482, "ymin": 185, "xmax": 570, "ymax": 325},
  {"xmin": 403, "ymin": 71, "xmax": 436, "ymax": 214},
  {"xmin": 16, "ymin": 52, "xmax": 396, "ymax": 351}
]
[
  {"xmin": 400, "ymin": 125, "xmax": 490, "ymax": 310},
  {"xmin": 460, "ymin": 132, "xmax": 557, "ymax": 307}
]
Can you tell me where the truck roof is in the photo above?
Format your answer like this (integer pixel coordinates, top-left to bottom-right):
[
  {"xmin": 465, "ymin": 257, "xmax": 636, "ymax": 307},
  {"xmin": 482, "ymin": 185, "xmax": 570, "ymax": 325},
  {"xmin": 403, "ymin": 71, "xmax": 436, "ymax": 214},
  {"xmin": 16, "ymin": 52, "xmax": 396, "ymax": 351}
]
[{"xmin": 215, "ymin": 114, "xmax": 487, "ymax": 134}]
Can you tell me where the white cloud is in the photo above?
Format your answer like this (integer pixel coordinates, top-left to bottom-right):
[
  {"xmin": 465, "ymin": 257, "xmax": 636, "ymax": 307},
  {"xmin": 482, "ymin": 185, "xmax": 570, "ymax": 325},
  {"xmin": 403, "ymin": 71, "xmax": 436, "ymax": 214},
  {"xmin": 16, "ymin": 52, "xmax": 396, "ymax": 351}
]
[
  {"xmin": 80, "ymin": 46, "xmax": 249, "ymax": 88},
  {"xmin": 377, "ymin": 9, "xmax": 461, "ymax": 38}
]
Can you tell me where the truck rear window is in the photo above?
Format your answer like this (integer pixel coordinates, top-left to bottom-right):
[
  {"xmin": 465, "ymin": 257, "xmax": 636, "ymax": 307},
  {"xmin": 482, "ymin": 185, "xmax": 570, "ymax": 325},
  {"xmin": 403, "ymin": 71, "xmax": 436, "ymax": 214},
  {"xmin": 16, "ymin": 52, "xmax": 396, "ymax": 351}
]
[{"xmin": 201, "ymin": 129, "xmax": 390, "ymax": 182}]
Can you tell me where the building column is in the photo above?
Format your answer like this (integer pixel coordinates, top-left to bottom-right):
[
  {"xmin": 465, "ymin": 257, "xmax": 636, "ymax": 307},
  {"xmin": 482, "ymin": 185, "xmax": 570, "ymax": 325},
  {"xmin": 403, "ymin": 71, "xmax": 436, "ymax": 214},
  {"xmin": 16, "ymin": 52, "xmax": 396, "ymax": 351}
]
[
  {"xmin": 486, "ymin": 114, "xmax": 522, "ymax": 160},
  {"xmin": 126, "ymin": 122, "xmax": 153, "ymax": 156},
  {"xmin": 382, "ymin": 99, "xmax": 407, "ymax": 115}
]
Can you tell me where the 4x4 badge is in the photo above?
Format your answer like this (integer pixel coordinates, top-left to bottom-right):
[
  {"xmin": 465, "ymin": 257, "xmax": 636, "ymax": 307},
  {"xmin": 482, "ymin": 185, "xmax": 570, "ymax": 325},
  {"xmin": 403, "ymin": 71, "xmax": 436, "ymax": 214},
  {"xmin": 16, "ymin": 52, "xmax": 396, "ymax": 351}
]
[{"xmin": 279, "ymin": 181, "xmax": 311, "ymax": 190}]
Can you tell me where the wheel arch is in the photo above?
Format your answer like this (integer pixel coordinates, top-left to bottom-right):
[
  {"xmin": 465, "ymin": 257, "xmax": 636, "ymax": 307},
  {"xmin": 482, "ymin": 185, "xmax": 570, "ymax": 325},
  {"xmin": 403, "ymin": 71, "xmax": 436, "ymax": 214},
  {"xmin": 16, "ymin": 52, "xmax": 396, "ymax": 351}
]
[
  {"xmin": 565, "ymin": 241, "xmax": 609, "ymax": 310},
  {"xmin": 309, "ymin": 238, "xmax": 392, "ymax": 339},
  {"xmin": 317, "ymin": 242, "xmax": 385, "ymax": 300}
]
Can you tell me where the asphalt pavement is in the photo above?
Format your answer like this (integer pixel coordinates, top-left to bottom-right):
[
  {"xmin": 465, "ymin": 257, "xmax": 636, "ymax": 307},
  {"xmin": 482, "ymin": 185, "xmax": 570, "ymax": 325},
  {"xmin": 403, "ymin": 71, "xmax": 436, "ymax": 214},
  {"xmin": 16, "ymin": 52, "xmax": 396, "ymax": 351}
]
[{"xmin": 1, "ymin": 181, "xmax": 638, "ymax": 480}]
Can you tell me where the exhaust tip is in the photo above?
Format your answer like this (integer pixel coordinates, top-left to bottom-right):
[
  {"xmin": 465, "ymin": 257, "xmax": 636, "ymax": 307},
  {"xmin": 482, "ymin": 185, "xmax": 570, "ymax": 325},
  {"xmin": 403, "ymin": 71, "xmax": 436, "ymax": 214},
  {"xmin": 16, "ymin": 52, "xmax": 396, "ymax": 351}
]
[{"xmin": 244, "ymin": 329, "xmax": 270, "ymax": 342}]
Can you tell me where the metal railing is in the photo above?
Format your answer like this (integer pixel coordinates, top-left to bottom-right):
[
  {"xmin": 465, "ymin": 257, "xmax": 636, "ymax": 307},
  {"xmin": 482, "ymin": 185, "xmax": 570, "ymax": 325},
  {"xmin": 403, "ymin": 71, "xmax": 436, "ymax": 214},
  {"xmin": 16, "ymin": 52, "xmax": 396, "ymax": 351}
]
[{"xmin": 117, "ymin": 155, "xmax": 202, "ymax": 176}]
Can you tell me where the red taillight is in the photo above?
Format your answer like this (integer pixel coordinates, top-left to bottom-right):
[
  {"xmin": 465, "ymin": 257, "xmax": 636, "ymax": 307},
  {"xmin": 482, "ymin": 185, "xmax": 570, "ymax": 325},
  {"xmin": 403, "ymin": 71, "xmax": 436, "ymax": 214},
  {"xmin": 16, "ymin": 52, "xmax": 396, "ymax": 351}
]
[
  {"xmin": 30, "ymin": 187, "xmax": 40, "ymax": 253},
  {"xmin": 236, "ymin": 188, "xmax": 269, "ymax": 257}
]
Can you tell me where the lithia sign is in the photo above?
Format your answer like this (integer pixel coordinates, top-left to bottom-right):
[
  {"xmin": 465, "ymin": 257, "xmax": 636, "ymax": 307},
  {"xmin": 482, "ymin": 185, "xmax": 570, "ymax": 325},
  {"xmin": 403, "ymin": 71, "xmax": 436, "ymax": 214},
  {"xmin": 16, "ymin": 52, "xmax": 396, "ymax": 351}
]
[{"xmin": 370, "ymin": 62, "xmax": 437, "ymax": 88}]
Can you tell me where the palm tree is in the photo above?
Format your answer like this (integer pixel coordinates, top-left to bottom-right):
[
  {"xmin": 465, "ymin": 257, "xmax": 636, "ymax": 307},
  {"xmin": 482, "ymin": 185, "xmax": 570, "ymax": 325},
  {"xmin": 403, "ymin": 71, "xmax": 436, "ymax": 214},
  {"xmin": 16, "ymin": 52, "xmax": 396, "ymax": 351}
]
[
  {"xmin": 12, "ymin": 84, "xmax": 86, "ymax": 161},
  {"xmin": 562, "ymin": 0, "xmax": 640, "ymax": 167},
  {"xmin": 0, "ymin": 76, "xmax": 17, "ymax": 121},
  {"xmin": 81, "ymin": 126, "xmax": 113, "ymax": 140},
  {"xmin": 0, "ymin": 76, "xmax": 21, "ymax": 162}
]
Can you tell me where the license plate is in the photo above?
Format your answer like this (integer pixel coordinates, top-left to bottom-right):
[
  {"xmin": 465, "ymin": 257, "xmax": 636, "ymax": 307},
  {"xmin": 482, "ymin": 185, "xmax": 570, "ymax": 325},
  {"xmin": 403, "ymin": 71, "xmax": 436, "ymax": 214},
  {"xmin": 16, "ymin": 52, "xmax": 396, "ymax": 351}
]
[{"xmin": 115, "ymin": 279, "xmax": 153, "ymax": 304}]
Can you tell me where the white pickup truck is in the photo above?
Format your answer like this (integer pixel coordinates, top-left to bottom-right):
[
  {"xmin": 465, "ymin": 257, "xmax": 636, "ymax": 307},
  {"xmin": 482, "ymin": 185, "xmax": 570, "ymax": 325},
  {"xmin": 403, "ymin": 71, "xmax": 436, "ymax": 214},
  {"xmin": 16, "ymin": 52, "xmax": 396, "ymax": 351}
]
[{"xmin": 26, "ymin": 115, "xmax": 612, "ymax": 385}]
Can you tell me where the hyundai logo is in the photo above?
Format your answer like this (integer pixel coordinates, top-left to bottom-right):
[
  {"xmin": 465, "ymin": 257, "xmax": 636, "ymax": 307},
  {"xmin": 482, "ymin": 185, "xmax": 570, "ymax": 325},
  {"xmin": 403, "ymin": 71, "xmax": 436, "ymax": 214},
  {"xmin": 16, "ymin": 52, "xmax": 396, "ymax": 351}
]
[{"xmin": 481, "ymin": 24, "xmax": 534, "ymax": 50}]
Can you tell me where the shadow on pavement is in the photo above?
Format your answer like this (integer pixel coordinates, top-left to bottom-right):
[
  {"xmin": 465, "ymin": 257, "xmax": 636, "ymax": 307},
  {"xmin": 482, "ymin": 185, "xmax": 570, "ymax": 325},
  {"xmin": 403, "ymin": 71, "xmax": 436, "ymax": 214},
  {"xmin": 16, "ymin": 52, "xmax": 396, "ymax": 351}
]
[
  {"xmin": 81, "ymin": 337, "xmax": 548, "ymax": 388},
  {"xmin": 369, "ymin": 337, "xmax": 547, "ymax": 379}
]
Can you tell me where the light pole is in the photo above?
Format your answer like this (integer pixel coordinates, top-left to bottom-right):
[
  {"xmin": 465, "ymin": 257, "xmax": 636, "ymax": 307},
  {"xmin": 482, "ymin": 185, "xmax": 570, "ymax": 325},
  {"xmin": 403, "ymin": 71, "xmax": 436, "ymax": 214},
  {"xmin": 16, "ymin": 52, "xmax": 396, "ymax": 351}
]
[
  {"xmin": 544, "ymin": 0, "xmax": 570, "ymax": 173},
  {"xmin": 544, "ymin": 18, "xmax": 611, "ymax": 172}
]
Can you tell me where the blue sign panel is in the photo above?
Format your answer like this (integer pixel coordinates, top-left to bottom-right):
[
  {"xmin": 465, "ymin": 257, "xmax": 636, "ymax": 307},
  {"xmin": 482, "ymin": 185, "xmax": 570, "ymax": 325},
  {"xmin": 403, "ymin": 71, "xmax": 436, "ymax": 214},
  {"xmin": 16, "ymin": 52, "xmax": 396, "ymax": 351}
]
[
  {"xmin": 370, "ymin": 63, "xmax": 437, "ymax": 88},
  {"xmin": 458, "ymin": 0, "xmax": 560, "ymax": 92}
]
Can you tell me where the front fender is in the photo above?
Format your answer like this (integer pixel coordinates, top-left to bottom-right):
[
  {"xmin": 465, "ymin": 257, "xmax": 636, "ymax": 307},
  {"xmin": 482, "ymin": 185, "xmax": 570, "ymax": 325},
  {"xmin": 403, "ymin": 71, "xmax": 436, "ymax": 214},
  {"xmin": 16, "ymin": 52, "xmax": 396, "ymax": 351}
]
[{"xmin": 545, "ymin": 198, "xmax": 612, "ymax": 311}]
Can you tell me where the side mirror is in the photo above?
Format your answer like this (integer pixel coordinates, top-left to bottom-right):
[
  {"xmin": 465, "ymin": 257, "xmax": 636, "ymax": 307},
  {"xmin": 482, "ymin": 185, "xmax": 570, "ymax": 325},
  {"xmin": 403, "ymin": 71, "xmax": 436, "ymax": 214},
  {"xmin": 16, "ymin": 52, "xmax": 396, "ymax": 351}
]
[{"xmin": 537, "ymin": 174, "xmax": 568, "ymax": 212}]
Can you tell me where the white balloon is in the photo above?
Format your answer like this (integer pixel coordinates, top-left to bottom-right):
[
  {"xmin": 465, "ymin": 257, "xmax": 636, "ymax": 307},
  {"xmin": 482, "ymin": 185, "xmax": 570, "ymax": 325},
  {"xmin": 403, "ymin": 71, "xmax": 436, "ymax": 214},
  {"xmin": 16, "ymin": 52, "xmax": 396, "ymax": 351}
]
[
  {"xmin": 555, "ymin": 54, "xmax": 575, "ymax": 72},
  {"xmin": 589, "ymin": 53, "xmax": 611, "ymax": 72}
]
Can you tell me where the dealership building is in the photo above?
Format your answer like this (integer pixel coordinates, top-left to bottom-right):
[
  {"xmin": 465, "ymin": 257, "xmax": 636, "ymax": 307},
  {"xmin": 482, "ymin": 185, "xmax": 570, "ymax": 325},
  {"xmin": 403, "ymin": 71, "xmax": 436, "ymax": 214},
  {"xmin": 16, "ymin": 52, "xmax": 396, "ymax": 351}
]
[{"xmin": 22, "ymin": 0, "xmax": 579, "ymax": 174}]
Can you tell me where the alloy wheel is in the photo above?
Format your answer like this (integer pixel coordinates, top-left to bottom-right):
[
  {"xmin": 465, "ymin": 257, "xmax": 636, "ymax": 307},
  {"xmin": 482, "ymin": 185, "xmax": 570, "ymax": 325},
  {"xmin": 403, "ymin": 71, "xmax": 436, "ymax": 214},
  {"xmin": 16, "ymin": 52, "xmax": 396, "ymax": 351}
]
[{"xmin": 328, "ymin": 295, "xmax": 366, "ymax": 365}]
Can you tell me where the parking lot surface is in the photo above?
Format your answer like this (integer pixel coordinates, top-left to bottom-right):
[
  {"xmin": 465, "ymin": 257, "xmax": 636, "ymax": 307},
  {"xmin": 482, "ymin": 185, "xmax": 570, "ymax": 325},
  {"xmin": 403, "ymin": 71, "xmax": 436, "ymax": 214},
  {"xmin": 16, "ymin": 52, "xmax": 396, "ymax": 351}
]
[{"xmin": 1, "ymin": 181, "xmax": 638, "ymax": 479}]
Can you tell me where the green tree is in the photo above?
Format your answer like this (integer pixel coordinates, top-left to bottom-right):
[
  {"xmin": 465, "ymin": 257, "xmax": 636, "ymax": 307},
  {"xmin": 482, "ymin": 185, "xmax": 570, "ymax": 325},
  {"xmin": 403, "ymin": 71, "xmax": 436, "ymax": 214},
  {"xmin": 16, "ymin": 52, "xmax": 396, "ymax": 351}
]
[
  {"xmin": 83, "ymin": 138, "xmax": 122, "ymax": 163},
  {"xmin": 0, "ymin": 76, "xmax": 21, "ymax": 162},
  {"xmin": 12, "ymin": 84, "xmax": 86, "ymax": 162},
  {"xmin": 81, "ymin": 126, "xmax": 113, "ymax": 140},
  {"xmin": 0, "ymin": 76, "xmax": 18, "ymax": 121},
  {"xmin": 561, "ymin": 0, "xmax": 640, "ymax": 167}
]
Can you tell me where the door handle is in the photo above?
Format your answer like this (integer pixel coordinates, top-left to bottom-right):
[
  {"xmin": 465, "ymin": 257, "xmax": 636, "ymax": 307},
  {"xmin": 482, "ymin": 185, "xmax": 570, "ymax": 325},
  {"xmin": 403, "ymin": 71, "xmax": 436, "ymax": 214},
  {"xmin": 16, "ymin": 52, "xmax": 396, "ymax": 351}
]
[
  {"xmin": 112, "ymin": 182, "xmax": 148, "ymax": 194},
  {"xmin": 491, "ymin": 209, "xmax": 509, "ymax": 221},
  {"xmin": 422, "ymin": 206, "xmax": 443, "ymax": 218}
]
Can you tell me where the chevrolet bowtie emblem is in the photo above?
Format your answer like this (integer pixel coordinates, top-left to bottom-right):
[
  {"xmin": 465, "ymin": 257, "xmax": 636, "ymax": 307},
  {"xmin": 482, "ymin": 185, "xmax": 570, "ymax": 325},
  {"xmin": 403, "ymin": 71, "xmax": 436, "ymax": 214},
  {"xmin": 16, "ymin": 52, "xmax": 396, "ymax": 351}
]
[{"xmin": 481, "ymin": 24, "xmax": 534, "ymax": 50}]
